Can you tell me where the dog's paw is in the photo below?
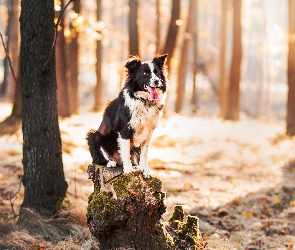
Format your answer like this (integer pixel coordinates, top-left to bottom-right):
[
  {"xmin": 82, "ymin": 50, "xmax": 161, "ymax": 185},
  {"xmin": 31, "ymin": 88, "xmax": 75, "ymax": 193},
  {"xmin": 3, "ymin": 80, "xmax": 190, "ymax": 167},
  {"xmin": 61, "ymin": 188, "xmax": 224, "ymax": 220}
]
[
  {"xmin": 106, "ymin": 161, "xmax": 117, "ymax": 168},
  {"xmin": 138, "ymin": 165, "xmax": 151, "ymax": 178},
  {"xmin": 123, "ymin": 164, "xmax": 134, "ymax": 174}
]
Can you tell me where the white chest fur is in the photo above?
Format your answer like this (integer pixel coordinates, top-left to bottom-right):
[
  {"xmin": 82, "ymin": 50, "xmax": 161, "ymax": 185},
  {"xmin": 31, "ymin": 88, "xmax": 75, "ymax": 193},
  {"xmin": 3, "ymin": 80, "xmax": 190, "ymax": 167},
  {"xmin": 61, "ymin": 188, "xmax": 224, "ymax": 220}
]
[{"xmin": 123, "ymin": 89, "xmax": 164, "ymax": 147}]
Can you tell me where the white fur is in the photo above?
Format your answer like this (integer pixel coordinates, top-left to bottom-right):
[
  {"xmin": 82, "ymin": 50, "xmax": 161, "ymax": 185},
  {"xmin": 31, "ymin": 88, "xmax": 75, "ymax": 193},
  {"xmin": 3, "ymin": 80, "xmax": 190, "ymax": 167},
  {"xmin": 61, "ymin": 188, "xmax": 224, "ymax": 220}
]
[
  {"xmin": 146, "ymin": 62, "xmax": 163, "ymax": 87},
  {"xmin": 117, "ymin": 133, "xmax": 133, "ymax": 173},
  {"xmin": 122, "ymin": 88, "xmax": 165, "ymax": 177},
  {"xmin": 100, "ymin": 147, "xmax": 117, "ymax": 168}
]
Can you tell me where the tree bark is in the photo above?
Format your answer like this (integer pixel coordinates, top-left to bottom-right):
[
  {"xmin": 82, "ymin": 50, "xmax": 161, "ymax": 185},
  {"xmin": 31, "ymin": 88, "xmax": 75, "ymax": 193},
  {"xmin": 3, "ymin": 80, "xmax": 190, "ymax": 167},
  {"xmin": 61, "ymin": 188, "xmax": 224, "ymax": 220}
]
[
  {"xmin": 162, "ymin": 0, "xmax": 180, "ymax": 71},
  {"xmin": 19, "ymin": 0, "xmax": 68, "ymax": 219},
  {"xmin": 287, "ymin": 0, "xmax": 295, "ymax": 136},
  {"xmin": 224, "ymin": 0, "xmax": 242, "ymax": 121},
  {"xmin": 129, "ymin": 0, "xmax": 140, "ymax": 56},
  {"xmin": 175, "ymin": 0, "xmax": 196, "ymax": 113},
  {"xmin": 86, "ymin": 165, "xmax": 206, "ymax": 250}
]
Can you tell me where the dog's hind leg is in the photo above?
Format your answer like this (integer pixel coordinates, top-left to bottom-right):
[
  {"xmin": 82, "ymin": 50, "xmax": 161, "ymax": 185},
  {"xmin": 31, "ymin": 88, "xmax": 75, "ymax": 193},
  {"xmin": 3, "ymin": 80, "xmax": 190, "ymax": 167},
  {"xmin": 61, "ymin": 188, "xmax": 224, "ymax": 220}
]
[
  {"xmin": 87, "ymin": 129, "xmax": 108, "ymax": 166},
  {"xmin": 100, "ymin": 147, "xmax": 117, "ymax": 168}
]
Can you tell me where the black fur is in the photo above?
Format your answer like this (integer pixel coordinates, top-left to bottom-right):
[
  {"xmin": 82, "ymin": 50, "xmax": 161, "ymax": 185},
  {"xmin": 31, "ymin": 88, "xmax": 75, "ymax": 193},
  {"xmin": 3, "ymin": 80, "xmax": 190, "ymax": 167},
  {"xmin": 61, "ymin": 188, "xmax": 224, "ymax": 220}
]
[{"xmin": 87, "ymin": 54, "xmax": 168, "ymax": 176}]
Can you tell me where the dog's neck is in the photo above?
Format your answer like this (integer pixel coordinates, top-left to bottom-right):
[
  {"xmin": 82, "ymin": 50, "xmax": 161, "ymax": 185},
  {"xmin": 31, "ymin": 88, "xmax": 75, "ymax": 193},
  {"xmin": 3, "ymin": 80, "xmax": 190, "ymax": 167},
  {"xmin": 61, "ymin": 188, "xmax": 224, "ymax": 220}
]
[{"xmin": 133, "ymin": 91, "xmax": 164, "ymax": 111}]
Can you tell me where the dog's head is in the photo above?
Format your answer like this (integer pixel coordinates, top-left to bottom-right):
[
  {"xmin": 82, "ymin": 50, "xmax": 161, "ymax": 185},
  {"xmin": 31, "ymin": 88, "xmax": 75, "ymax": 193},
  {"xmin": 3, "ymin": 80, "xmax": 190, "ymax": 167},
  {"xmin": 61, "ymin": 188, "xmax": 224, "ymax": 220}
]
[{"xmin": 125, "ymin": 54, "xmax": 168, "ymax": 101}]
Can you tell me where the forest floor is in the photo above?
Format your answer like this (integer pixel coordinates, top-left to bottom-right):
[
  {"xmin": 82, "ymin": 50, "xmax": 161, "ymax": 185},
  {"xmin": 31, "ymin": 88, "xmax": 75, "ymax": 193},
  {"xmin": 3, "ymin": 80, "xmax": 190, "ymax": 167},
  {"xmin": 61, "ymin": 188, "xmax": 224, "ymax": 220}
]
[{"xmin": 0, "ymin": 102, "xmax": 295, "ymax": 249}]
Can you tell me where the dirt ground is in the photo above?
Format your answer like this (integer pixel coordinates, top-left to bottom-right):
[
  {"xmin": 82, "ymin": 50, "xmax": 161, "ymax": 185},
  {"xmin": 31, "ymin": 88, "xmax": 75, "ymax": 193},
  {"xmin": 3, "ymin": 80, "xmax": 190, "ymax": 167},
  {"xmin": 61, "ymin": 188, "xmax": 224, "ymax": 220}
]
[{"xmin": 0, "ymin": 103, "xmax": 295, "ymax": 249}]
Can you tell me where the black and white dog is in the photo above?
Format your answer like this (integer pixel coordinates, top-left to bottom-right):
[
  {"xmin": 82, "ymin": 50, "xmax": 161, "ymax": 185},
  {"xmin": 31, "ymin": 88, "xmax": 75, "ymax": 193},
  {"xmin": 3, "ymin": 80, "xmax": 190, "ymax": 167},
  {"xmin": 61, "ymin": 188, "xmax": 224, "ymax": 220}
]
[{"xmin": 87, "ymin": 54, "xmax": 168, "ymax": 177}]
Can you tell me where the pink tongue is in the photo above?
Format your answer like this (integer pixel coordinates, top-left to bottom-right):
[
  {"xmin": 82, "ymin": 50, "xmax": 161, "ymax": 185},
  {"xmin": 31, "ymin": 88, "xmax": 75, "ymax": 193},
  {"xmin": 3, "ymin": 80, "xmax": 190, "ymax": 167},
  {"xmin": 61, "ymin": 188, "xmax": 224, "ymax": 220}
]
[{"xmin": 150, "ymin": 87, "xmax": 158, "ymax": 100}]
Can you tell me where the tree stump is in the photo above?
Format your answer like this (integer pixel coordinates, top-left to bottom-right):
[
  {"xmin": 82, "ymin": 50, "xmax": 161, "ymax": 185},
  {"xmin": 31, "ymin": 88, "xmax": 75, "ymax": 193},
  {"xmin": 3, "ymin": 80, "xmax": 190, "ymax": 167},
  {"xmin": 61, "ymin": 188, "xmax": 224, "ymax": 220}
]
[{"xmin": 86, "ymin": 164, "xmax": 207, "ymax": 250}]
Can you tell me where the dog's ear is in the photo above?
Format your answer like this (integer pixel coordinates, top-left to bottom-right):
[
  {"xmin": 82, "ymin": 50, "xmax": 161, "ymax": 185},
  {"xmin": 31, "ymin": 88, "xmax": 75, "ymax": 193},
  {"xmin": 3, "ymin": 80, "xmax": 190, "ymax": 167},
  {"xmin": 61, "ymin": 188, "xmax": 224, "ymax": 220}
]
[
  {"xmin": 125, "ymin": 55, "xmax": 141, "ymax": 74},
  {"xmin": 152, "ymin": 54, "xmax": 168, "ymax": 68}
]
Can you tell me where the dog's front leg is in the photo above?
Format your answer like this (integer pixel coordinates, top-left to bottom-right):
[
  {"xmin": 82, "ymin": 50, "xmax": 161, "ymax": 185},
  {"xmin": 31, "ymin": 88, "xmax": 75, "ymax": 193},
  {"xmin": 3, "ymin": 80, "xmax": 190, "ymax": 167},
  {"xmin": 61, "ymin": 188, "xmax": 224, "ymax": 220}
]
[
  {"xmin": 118, "ymin": 134, "xmax": 133, "ymax": 174},
  {"xmin": 138, "ymin": 139, "xmax": 151, "ymax": 178}
]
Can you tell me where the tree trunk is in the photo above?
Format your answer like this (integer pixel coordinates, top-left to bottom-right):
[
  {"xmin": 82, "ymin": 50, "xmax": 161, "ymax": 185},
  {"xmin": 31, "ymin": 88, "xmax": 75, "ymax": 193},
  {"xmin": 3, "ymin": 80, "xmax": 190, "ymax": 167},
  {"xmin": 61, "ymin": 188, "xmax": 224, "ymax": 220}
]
[
  {"xmin": 93, "ymin": 0, "xmax": 103, "ymax": 112},
  {"xmin": 219, "ymin": 0, "xmax": 228, "ymax": 118},
  {"xmin": 224, "ymin": 0, "xmax": 242, "ymax": 121},
  {"xmin": 0, "ymin": 13, "xmax": 9, "ymax": 98},
  {"xmin": 191, "ymin": 0, "xmax": 198, "ymax": 114},
  {"xmin": 162, "ymin": 0, "xmax": 180, "ymax": 71},
  {"xmin": 155, "ymin": 0, "xmax": 161, "ymax": 53},
  {"xmin": 0, "ymin": 0, "xmax": 20, "ymax": 99},
  {"xmin": 0, "ymin": 0, "xmax": 22, "ymax": 135},
  {"xmin": 175, "ymin": 0, "xmax": 196, "ymax": 113},
  {"xmin": 19, "ymin": 0, "xmax": 68, "ymax": 219},
  {"xmin": 86, "ymin": 165, "xmax": 207, "ymax": 250},
  {"xmin": 69, "ymin": 0, "xmax": 81, "ymax": 114},
  {"xmin": 56, "ymin": 0, "xmax": 72, "ymax": 117},
  {"xmin": 9, "ymin": 0, "xmax": 21, "ymax": 117},
  {"xmin": 286, "ymin": 0, "xmax": 295, "ymax": 136},
  {"xmin": 129, "ymin": 0, "xmax": 140, "ymax": 56}
]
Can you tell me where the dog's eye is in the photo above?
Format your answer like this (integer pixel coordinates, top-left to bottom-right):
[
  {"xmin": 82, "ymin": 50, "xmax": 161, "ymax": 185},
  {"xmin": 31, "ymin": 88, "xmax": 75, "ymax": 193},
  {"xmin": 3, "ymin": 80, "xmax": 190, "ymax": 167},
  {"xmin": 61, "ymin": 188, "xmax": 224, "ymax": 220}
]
[
  {"xmin": 155, "ymin": 72, "xmax": 160, "ymax": 76},
  {"xmin": 143, "ymin": 72, "xmax": 149, "ymax": 76}
]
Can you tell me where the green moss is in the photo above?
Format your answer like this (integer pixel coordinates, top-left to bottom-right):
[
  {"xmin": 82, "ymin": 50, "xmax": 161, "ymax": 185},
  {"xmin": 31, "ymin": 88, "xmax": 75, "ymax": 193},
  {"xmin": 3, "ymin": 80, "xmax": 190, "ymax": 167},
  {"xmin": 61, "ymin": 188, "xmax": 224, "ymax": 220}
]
[
  {"xmin": 168, "ymin": 205, "xmax": 185, "ymax": 229},
  {"xmin": 181, "ymin": 215, "xmax": 200, "ymax": 236},
  {"xmin": 145, "ymin": 175, "xmax": 163, "ymax": 192},
  {"xmin": 111, "ymin": 170, "xmax": 164, "ymax": 199},
  {"xmin": 87, "ymin": 171, "xmax": 165, "ymax": 222},
  {"xmin": 181, "ymin": 215, "xmax": 207, "ymax": 249},
  {"xmin": 168, "ymin": 206, "xmax": 206, "ymax": 249},
  {"xmin": 110, "ymin": 171, "xmax": 137, "ymax": 197},
  {"xmin": 87, "ymin": 191, "xmax": 120, "ymax": 221}
]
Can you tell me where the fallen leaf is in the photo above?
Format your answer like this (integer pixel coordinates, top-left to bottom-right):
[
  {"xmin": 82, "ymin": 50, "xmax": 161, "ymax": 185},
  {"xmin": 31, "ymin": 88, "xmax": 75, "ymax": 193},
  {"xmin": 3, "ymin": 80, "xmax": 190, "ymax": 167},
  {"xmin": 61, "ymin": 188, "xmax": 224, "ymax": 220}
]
[
  {"xmin": 243, "ymin": 211, "xmax": 254, "ymax": 218},
  {"xmin": 273, "ymin": 197, "xmax": 281, "ymax": 205},
  {"xmin": 183, "ymin": 183, "xmax": 192, "ymax": 190}
]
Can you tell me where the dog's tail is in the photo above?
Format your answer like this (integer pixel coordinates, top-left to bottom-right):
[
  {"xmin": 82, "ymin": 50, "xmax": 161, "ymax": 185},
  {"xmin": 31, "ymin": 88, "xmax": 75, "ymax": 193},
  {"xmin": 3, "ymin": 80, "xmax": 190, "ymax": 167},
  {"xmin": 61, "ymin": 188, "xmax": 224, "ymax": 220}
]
[{"xmin": 87, "ymin": 129, "xmax": 107, "ymax": 165}]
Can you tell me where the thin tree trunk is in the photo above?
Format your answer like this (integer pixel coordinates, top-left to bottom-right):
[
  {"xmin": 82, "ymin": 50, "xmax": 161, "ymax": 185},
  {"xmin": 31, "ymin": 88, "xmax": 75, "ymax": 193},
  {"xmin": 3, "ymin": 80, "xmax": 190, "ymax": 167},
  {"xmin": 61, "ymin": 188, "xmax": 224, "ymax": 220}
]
[
  {"xmin": 191, "ymin": 0, "xmax": 198, "ymax": 114},
  {"xmin": 286, "ymin": 0, "xmax": 295, "ymax": 136},
  {"xmin": 129, "ymin": 0, "xmax": 140, "ymax": 56},
  {"xmin": 224, "ymin": 0, "xmax": 242, "ymax": 121},
  {"xmin": 56, "ymin": 0, "xmax": 72, "ymax": 117},
  {"xmin": 6, "ymin": 0, "xmax": 21, "ymax": 117},
  {"xmin": 175, "ymin": 0, "xmax": 196, "ymax": 113},
  {"xmin": 19, "ymin": 0, "xmax": 68, "ymax": 219},
  {"xmin": 93, "ymin": 0, "xmax": 103, "ymax": 112},
  {"xmin": 219, "ymin": 0, "xmax": 228, "ymax": 118},
  {"xmin": 7, "ymin": 0, "xmax": 20, "ymax": 100},
  {"xmin": 69, "ymin": 0, "xmax": 80, "ymax": 114},
  {"xmin": 155, "ymin": 0, "xmax": 161, "ymax": 53},
  {"xmin": 162, "ymin": 0, "xmax": 180, "ymax": 71},
  {"xmin": 0, "ymin": 0, "xmax": 22, "ymax": 135}
]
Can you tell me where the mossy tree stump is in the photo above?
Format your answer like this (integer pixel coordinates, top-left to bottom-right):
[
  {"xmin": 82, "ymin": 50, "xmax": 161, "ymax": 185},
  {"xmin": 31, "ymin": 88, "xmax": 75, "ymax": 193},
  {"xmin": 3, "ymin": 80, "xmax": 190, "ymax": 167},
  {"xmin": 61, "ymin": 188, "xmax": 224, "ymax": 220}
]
[{"xmin": 86, "ymin": 164, "xmax": 207, "ymax": 250}]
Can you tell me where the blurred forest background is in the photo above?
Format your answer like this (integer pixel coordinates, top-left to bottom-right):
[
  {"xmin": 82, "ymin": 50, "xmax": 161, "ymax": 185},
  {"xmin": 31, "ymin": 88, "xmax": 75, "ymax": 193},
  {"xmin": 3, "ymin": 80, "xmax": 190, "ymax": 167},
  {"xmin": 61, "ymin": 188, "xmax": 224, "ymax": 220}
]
[
  {"xmin": 0, "ymin": 0, "xmax": 294, "ymax": 127},
  {"xmin": 1, "ymin": 0, "xmax": 295, "ymax": 249}
]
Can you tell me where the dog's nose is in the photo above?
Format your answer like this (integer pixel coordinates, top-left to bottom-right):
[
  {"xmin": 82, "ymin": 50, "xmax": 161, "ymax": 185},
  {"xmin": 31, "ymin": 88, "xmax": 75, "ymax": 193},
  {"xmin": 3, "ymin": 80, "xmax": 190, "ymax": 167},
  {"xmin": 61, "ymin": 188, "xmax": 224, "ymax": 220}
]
[{"xmin": 154, "ymin": 80, "xmax": 159, "ymax": 86}]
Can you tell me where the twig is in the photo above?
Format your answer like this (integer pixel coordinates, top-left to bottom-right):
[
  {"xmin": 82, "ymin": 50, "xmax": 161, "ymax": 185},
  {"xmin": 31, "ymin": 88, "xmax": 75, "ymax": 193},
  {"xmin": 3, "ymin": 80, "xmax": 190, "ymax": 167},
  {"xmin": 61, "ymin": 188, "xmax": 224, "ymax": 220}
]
[
  {"xmin": 0, "ymin": 32, "xmax": 29, "ymax": 97},
  {"xmin": 75, "ymin": 164, "xmax": 77, "ymax": 198},
  {"xmin": 8, "ymin": 179, "xmax": 22, "ymax": 219},
  {"xmin": 42, "ymin": 0, "xmax": 75, "ymax": 72}
]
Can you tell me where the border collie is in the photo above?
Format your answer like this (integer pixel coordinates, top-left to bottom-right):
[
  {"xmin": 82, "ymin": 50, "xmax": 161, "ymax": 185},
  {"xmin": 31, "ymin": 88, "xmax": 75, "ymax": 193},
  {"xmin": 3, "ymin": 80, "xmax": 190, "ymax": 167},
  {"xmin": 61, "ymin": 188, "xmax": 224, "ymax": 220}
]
[{"xmin": 87, "ymin": 54, "xmax": 168, "ymax": 178}]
